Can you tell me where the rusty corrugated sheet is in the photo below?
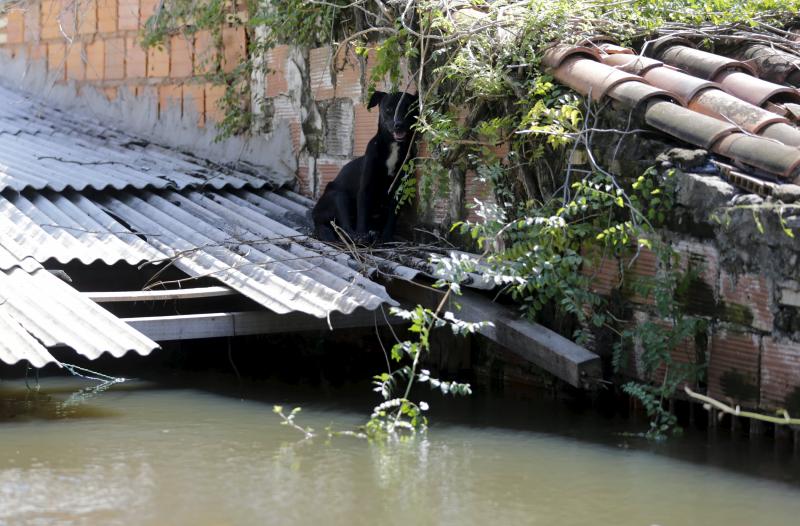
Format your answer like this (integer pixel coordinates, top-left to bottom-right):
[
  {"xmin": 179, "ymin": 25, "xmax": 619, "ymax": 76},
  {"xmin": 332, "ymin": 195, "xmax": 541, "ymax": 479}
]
[
  {"xmin": 708, "ymin": 330, "xmax": 760, "ymax": 405},
  {"xmin": 0, "ymin": 85, "xmax": 282, "ymax": 192}
]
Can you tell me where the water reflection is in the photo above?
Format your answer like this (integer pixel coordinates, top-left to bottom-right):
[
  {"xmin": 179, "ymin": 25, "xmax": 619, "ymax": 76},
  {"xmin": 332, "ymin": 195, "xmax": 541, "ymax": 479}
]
[{"xmin": 0, "ymin": 376, "xmax": 798, "ymax": 525}]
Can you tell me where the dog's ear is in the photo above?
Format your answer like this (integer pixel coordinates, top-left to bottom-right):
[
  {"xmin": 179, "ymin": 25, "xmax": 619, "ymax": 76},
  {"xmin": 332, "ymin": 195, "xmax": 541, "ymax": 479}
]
[{"xmin": 367, "ymin": 91, "xmax": 386, "ymax": 109}]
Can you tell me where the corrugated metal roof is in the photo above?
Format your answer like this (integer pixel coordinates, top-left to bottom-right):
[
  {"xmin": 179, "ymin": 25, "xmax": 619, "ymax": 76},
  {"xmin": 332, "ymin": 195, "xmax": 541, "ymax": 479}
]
[
  {"xmin": 0, "ymin": 85, "xmax": 282, "ymax": 192},
  {"xmin": 0, "ymin": 189, "xmax": 164, "ymax": 267},
  {"xmin": 0, "ymin": 83, "xmax": 429, "ymax": 368},
  {"xmin": 0, "ymin": 252, "xmax": 158, "ymax": 365},
  {"xmin": 0, "ymin": 308, "xmax": 58, "ymax": 368},
  {"xmin": 544, "ymin": 41, "xmax": 800, "ymax": 191},
  {"xmin": 0, "ymin": 184, "xmax": 405, "ymax": 317}
]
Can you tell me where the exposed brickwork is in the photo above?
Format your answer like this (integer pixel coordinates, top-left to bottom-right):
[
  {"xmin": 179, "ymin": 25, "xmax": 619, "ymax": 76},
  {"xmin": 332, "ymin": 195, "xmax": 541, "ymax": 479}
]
[
  {"xmin": 720, "ymin": 270, "xmax": 774, "ymax": 332},
  {"xmin": 353, "ymin": 103, "xmax": 378, "ymax": 155},
  {"xmin": 183, "ymin": 83, "xmax": 205, "ymax": 127},
  {"xmin": 66, "ymin": 42, "xmax": 85, "ymax": 81},
  {"xmin": 222, "ymin": 26, "xmax": 245, "ymax": 74},
  {"xmin": 85, "ymin": 38, "xmax": 104, "ymax": 80},
  {"xmin": 147, "ymin": 44, "xmax": 169, "ymax": 77},
  {"xmin": 265, "ymin": 45, "xmax": 288, "ymax": 98},
  {"xmin": 170, "ymin": 35, "xmax": 192, "ymax": 78},
  {"xmin": 309, "ymin": 46, "xmax": 334, "ymax": 100},
  {"xmin": 158, "ymin": 83, "xmax": 182, "ymax": 117},
  {"xmin": 6, "ymin": 8, "xmax": 25, "ymax": 45},
  {"xmin": 97, "ymin": 0, "xmax": 117, "ymax": 33},
  {"xmin": 581, "ymin": 248, "xmax": 620, "ymax": 296},
  {"xmin": 125, "ymin": 36, "xmax": 146, "ymax": 78},
  {"xmin": 104, "ymin": 37, "xmax": 124, "ymax": 80},
  {"xmin": 117, "ymin": 0, "xmax": 138, "ymax": 31},
  {"xmin": 204, "ymin": 83, "xmax": 227, "ymax": 124},
  {"xmin": 761, "ymin": 337, "xmax": 800, "ymax": 411},
  {"xmin": 708, "ymin": 329, "xmax": 760, "ymax": 405}
]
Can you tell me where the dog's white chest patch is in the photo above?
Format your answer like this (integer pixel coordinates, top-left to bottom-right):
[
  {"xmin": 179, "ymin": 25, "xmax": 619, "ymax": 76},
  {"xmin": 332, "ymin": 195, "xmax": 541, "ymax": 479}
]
[{"xmin": 386, "ymin": 143, "xmax": 400, "ymax": 175}]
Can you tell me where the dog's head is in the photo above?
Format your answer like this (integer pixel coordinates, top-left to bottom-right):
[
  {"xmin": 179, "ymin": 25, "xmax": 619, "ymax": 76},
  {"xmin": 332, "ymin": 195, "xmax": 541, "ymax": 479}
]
[{"xmin": 368, "ymin": 91, "xmax": 418, "ymax": 143}]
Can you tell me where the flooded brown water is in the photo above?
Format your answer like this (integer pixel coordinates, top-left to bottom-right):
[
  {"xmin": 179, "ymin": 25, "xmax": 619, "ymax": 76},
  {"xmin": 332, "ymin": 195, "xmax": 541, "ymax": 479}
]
[{"xmin": 1, "ymin": 376, "xmax": 799, "ymax": 526}]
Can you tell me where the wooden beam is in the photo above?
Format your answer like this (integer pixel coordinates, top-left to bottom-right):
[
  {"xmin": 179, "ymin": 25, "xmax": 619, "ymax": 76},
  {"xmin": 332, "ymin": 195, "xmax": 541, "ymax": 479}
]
[
  {"xmin": 86, "ymin": 286, "xmax": 237, "ymax": 303},
  {"xmin": 386, "ymin": 280, "xmax": 602, "ymax": 388},
  {"xmin": 123, "ymin": 308, "xmax": 403, "ymax": 341}
]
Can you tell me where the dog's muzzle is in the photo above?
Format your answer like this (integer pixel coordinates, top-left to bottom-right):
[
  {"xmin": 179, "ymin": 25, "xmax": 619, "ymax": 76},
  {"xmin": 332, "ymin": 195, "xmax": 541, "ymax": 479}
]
[{"xmin": 392, "ymin": 130, "xmax": 408, "ymax": 142}]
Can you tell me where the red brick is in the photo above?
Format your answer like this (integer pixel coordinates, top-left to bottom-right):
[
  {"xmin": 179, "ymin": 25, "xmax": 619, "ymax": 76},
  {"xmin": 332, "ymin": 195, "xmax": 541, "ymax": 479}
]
[
  {"xmin": 193, "ymin": 30, "xmax": 216, "ymax": 75},
  {"xmin": 76, "ymin": 0, "xmax": 97, "ymax": 35},
  {"xmin": 353, "ymin": 103, "xmax": 378, "ymax": 155},
  {"xmin": 41, "ymin": 0, "xmax": 63, "ymax": 40},
  {"xmin": 125, "ymin": 36, "xmax": 147, "ymax": 78},
  {"xmin": 222, "ymin": 26, "xmax": 246, "ymax": 73},
  {"xmin": 290, "ymin": 121, "xmax": 302, "ymax": 155},
  {"xmin": 97, "ymin": 0, "xmax": 117, "ymax": 32},
  {"xmin": 104, "ymin": 37, "xmax": 125, "ymax": 80},
  {"xmin": 47, "ymin": 41, "xmax": 67, "ymax": 81},
  {"xmin": 720, "ymin": 271, "xmax": 773, "ymax": 331},
  {"xmin": 170, "ymin": 35, "xmax": 192, "ymax": 78},
  {"xmin": 28, "ymin": 43, "xmax": 47, "ymax": 62},
  {"xmin": 24, "ymin": 2, "xmax": 41, "ymax": 41},
  {"xmin": 581, "ymin": 248, "xmax": 620, "ymax": 296},
  {"xmin": 760, "ymin": 337, "xmax": 800, "ymax": 411},
  {"xmin": 318, "ymin": 162, "xmax": 346, "ymax": 195},
  {"xmin": 464, "ymin": 169, "xmax": 495, "ymax": 223},
  {"xmin": 6, "ymin": 8, "xmax": 26, "ymax": 44},
  {"xmin": 309, "ymin": 46, "xmax": 334, "ymax": 100},
  {"xmin": 205, "ymin": 83, "xmax": 227, "ymax": 124},
  {"xmin": 625, "ymin": 245, "xmax": 658, "ymax": 306},
  {"xmin": 66, "ymin": 43, "xmax": 85, "ymax": 81},
  {"xmin": 265, "ymin": 45, "xmax": 288, "ymax": 97},
  {"xmin": 333, "ymin": 46, "xmax": 362, "ymax": 99},
  {"xmin": 708, "ymin": 329, "xmax": 760, "ymax": 405},
  {"xmin": 139, "ymin": 0, "xmax": 158, "ymax": 25},
  {"xmin": 158, "ymin": 84, "xmax": 182, "ymax": 117},
  {"xmin": 85, "ymin": 39, "xmax": 104, "ymax": 80},
  {"xmin": 296, "ymin": 163, "xmax": 312, "ymax": 196},
  {"xmin": 147, "ymin": 44, "xmax": 169, "ymax": 77},
  {"xmin": 674, "ymin": 240, "xmax": 719, "ymax": 315},
  {"xmin": 183, "ymin": 84, "xmax": 205, "ymax": 127},
  {"xmin": 118, "ymin": 0, "xmax": 139, "ymax": 31}
]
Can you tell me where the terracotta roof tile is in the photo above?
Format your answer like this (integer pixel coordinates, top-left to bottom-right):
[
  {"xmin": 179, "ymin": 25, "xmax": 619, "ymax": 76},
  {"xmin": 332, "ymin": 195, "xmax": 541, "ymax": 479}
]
[{"xmin": 544, "ymin": 40, "xmax": 800, "ymax": 191}]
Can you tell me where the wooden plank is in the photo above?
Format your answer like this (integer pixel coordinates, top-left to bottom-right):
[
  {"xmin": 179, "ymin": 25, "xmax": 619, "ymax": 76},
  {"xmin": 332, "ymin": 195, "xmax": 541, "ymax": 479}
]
[
  {"xmin": 123, "ymin": 308, "xmax": 403, "ymax": 341},
  {"xmin": 386, "ymin": 280, "xmax": 602, "ymax": 388},
  {"xmin": 86, "ymin": 286, "xmax": 237, "ymax": 303}
]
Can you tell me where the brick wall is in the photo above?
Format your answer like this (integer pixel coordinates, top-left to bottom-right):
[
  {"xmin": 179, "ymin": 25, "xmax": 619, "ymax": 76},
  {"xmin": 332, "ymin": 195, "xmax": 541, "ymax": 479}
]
[{"xmin": 0, "ymin": 0, "xmax": 239, "ymax": 128}]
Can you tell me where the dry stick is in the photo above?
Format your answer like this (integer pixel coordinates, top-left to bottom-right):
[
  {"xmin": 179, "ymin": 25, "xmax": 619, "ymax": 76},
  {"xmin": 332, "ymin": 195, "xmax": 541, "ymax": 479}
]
[{"xmin": 685, "ymin": 386, "xmax": 800, "ymax": 426}]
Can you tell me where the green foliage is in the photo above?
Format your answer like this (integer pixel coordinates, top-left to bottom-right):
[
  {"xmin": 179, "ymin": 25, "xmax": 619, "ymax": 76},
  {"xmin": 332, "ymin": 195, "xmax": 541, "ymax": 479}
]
[{"xmin": 365, "ymin": 295, "xmax": 486, "ymax": 440}]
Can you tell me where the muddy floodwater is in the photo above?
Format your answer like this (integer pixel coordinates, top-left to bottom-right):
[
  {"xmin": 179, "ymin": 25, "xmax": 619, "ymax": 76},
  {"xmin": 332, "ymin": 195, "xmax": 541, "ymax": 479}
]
[{"xmin": 1, "ymin": 376, "xmax": 799, "ymax": 526}]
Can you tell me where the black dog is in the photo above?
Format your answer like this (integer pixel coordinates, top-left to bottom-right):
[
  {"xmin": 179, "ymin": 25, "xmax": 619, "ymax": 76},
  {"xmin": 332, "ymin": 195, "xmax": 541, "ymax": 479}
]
[{"xmin": 312, "ymin": 91, "xmax": 418, "ymax": 243}]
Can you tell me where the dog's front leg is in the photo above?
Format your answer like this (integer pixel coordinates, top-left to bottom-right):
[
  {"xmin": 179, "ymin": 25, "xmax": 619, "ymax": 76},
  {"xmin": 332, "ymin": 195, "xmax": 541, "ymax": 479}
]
[{"xmin": 379, "ymin": 199, "xmax": 398, "ymax": 243}]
